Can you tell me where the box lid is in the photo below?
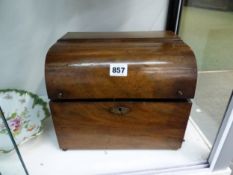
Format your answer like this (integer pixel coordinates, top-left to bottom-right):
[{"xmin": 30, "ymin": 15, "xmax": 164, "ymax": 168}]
[{"xmin": 45, "ymin": 32, "xmax": 197, "ymax": 100}]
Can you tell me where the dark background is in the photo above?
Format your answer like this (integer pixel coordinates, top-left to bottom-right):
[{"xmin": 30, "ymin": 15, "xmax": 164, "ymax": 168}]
[{"xmin": 184, "ymin": 0, "xmax": 233, "ymax": 11}]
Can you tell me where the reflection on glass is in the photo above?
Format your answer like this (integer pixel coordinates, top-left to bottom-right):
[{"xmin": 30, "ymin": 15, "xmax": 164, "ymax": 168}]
[
  {"xmin": 180, "ymin": 1, "xmax": 233, "ymax": 145},
  {"xmin": 0, "ymin": 108, "xmax": 27, "ymax": 175}
]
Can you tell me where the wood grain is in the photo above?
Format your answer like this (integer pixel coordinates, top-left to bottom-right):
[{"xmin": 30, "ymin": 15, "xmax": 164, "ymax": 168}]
[
  {"xmin": 45, "ymin": 32, "xmax": 197, "ymax": 150},
  {"xmin": 59, "ymin": 31, "xmax": 179, "ymax": 41},
  {"xmin": 50, "ymin": 101, "xmax": 192, "ymax": 150},
  {"xmin": 45, "ymin": 32, "xmax": 197, "ymax": 100}
]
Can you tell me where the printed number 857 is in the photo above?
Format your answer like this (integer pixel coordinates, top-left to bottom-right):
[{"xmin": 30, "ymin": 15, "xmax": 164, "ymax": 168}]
[{"xmin": 112, "ymin": 67, "xmax": 125, "ymax": 73}]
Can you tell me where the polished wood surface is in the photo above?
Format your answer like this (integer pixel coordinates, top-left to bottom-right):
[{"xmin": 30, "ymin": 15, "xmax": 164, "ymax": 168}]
[
  {"xmin": 59, "ymin": 31, "xmax": 178, "ymax": 41},
  {"xmin": 45, "ymin": 32, "xmax": 197, "ymax": 100},
  {"xmin": 50, "ymin": 101, "xmax": 191, "ymax": 150},
  {"xmin": 45, "ymin": 32, "xmax": 196, "ymax": 150}
]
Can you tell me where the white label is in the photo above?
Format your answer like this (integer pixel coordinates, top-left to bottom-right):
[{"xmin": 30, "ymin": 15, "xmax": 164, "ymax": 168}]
[{"xmin": 110, "ymin": 63, "xmax": 128, "ymax": 77}]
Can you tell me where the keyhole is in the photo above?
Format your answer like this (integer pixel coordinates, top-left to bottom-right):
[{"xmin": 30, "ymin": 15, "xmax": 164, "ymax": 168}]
[{"xmin": 110, "ymin": 106, "xmax": 129, "ymax": 115}]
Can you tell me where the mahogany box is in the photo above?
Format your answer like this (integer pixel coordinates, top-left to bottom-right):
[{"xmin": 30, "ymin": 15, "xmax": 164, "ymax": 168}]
[{"xmin": 45, "ymin": 31, "xmax": 197, "ymax": 150}]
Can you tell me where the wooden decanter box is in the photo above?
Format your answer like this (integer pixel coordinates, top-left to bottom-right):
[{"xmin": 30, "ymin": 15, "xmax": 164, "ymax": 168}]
[{"xmin": 45, "ymin": 31, "xmax": 197, "ymax": 150}]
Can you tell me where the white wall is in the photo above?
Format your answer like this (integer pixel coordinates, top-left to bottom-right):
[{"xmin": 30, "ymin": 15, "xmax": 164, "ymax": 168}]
[{"xmin": 0, "ymin": 0, "xmax": 168, "ymax": 96}]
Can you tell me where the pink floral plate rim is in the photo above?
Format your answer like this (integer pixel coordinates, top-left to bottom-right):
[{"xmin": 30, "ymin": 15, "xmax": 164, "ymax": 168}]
[{"xmin": 0, "ymin": 89, "xmax": 50, "ymax": 153}]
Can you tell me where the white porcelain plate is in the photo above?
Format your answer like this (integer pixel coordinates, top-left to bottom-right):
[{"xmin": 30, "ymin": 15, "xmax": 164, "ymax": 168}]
[{"xmin": 0, "ymin": 89, "xmax": 50, "ymax": 153}]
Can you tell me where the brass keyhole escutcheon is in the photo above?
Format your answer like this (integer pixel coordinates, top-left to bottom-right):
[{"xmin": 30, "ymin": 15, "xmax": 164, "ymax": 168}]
[{"xmin": 110, "ymin": 106, "xmax": 130, "ymax": 115}]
